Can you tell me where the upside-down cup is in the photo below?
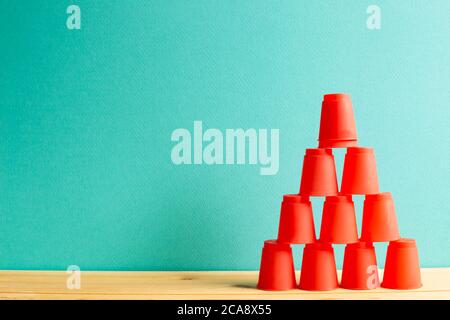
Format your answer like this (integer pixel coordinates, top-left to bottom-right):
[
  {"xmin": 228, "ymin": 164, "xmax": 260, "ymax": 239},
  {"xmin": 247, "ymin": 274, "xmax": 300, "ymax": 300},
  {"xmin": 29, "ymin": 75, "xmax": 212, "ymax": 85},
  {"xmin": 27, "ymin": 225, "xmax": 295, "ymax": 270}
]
[
  {"xmin": 318, "ymin": 93, "xmax": 358, "ymax": 148},
  {"xmin": 340, "ymin": 147, "xmax": 379, "ymax": 195},
  {"xmin": 277, "ymin": 195, "xmax": 316, "ymax": 244},
  {"xmin": 257, "ymin": 240, "xmax": 297, "ymax": 291},
  {"xmin": 299, "ymin": 148, "xmax": 338, "ymax": 196},
  {"xmin": 382, "ymin": 239, "xmax": 422, "ymax": 290},
  {"xmin": 319, "ymin": 195, "xmax": 359, "ymax": 244},
  {"xmin": 299, "ymin": 242, "xmax": 338, "ymax": 291},
  {"xmin": 360, "ymin": 192, "xmax": 400, "ymax": 242},
  {"xmin": 341, "ymin": 242, "xmax": 380, "ymax": 290}
]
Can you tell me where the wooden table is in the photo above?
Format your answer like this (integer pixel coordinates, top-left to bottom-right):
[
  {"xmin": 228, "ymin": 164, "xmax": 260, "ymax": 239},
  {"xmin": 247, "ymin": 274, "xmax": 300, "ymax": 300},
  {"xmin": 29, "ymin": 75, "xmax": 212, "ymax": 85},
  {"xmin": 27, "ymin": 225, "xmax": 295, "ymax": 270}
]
[{"xmin": 0, "ymin": 268, "xmax": 449, "ymax": 300}]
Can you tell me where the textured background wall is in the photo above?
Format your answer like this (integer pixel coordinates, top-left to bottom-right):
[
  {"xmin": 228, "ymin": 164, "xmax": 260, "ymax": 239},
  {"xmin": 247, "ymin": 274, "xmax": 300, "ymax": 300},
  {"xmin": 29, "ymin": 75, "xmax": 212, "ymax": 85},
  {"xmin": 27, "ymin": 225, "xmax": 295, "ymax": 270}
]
[{"xmin": 0, "ymin": 1, "xmax": 448, "ymax": 270}]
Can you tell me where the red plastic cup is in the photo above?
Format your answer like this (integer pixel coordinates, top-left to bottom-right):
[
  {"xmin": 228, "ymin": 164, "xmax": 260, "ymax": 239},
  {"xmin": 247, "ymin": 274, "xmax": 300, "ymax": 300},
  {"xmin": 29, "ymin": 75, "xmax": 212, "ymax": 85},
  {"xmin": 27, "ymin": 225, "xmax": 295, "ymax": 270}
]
[
  {"xmin": 382, "ymin": 238, "xmax": 422, "ymax": 290},
  {"xmin": 257, "ymin": 240, "xmax": 297, "ymax": 291},
  {"xmin": 340, "ymin": 147, "xmax": 380, "ymax": 195},
  {"xmin": 319, "ymin": 195, "xmax": 359, "ymax": 244},
  {"xmin": 299, "ymin": 242, "xmax": 338, "ymax": 291},
  {"xmin": 277, "ymin": 195, "xmax": 316, "ymax": 244},
  {"xmin": 318, "ymin": 93, "xmax": 358, "ymax": 148},
  {"xmin": 341, "ymin": 242, "xmax": 380, "ymax": 290},
  {"xmin": 360, "ymin": 192, "xmax": 400, "ymax": 242},
  {"xmin": 299, "ymin": 148, "xmax": 338, "ymax": 196}
]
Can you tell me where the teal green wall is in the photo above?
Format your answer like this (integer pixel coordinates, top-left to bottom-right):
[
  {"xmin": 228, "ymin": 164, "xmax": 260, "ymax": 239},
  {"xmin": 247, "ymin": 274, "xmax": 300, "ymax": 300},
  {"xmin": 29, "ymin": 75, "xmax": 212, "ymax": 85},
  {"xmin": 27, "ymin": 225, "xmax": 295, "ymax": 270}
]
[{"xmin": 0, "ymin": 1, "xmax": 449, "ymax": 270}]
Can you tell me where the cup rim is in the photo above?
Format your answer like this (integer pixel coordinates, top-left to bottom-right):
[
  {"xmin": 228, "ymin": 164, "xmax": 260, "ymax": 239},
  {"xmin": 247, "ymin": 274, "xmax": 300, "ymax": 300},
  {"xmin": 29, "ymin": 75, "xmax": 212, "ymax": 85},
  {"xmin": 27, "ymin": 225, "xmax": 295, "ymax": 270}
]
[{"xmin": 318, "ymin": 138, "xmax": 357, "ymax": 142}]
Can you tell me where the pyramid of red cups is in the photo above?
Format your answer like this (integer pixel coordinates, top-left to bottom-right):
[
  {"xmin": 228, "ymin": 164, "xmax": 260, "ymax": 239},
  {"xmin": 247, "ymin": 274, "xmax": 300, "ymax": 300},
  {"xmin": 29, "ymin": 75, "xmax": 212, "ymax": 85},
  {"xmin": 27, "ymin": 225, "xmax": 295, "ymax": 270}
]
[{"xmin": 257, "ymin": 93, "xmax": 422, "ymax": 291}]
